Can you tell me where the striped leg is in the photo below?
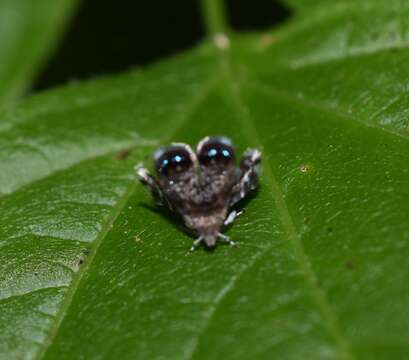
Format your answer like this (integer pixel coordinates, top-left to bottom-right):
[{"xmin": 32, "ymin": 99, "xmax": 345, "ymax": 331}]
[
  {"xmin": 229, "ymin": 149, "xmax": 261, "ymax": 207},
  {"xmin": 188, "ymin": 237, "xmax": 203, "ymax": 253},
  {"xmin": 218, "ymin": 233, "xmax": 237, "ymax": 246},
  {"xmin": 224, "ymin": 209, "xmax": 244, "ymax": 227},
  {"xmin": 136, "ymin": 166, "xmax": 173, "ymax": 210}
]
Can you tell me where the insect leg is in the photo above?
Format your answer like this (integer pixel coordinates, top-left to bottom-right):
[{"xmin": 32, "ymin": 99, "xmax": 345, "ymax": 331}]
[
  {"xmin": 189, "ymin": 236, "xmax": 203, "ymax": 253},
  {"xmin": 230, "ymin": 149, "xmax": 261, "ymax": 207},
  {"xmin": 224, "ymin": 209, "xmax": 244, "ymax": 227},
  {"xmin": 136, "ymin": 165, "xmax": 173, "ymax": 210},
  {"xmin": 218, "ymin": 233, "xmax": 237, "ymax": 247}
]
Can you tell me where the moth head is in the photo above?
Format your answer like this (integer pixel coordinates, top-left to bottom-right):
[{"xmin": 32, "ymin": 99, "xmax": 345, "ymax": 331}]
[
  {"xmin": 196, "ymin": 136, "xmax": 235, "ymax": 168},
  {"xmin": 154, "ymin": 143, "xmax": 196, "ymax": 180}
]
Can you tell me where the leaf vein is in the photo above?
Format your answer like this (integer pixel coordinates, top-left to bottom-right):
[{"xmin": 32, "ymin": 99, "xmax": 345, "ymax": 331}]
[
  {"xmin": 247, "ymin": 80, "xmax": 409, "ymax": 143},
  {"xmin": 184, "ymin": 248, "xmax": 269, "ymax": 360},
  {"xmin": 222, "ymin": 53, "xmax": 355, "ymax": 359},
  {"xmin": 235, "ymin": 97, "xmax": 354, "ymax": 360},
  {"xmin": 0, "ymin": 286, "xmax": 68, "ymax": 305},
  {"xmin": 34, "ymin": 181, "xmax": 138, "ymax": 360},
  {"xmin": 34, "ymin": 72, "xmax": 219, "ymax": 360}
]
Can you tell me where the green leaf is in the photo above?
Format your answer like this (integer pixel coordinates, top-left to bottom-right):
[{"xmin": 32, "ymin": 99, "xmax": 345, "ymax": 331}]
[
  {"xmin": 1, "ymin": 1, "xmax": 409, "ymax": 359},
  {"xmin": 280, "ymin": 0, "xmax": 381, "ymax": 12},
  {"xmin": 0, "ymin": 0, "xmax": 78, "ymax": 109}
]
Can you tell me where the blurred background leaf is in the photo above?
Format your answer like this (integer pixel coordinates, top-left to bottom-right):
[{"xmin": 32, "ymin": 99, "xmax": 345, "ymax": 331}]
[{"xmin": 0, "ymin": 0, "xmax": 78, "ymax": 109}]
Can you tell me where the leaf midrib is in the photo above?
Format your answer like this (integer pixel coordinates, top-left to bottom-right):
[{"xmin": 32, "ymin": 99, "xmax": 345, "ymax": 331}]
[
  {"xmin": 228, "ymin": 89, "xmax": 354, "ymax": 360},
  {"xmin": 185, "ymin": 45, "xmax": 355, "ymax": 360}
]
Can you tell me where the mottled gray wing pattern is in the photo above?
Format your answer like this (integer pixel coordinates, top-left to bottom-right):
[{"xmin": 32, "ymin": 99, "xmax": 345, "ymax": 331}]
[
  {"xmin": 154, "ymin": 143, "xmax": 201, "ymax": 213},
  {"xmin": 196, "ymin": 136, "xmax": 238, "ymax": 205}
]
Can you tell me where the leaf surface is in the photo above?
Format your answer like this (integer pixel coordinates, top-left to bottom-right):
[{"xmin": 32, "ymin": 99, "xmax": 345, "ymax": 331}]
[{"xmin": 1, "ymin": 2, "xmax": 409, "ymax": 359}]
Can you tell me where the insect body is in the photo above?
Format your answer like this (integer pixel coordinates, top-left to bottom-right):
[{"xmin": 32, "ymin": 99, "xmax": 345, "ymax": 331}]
[{"xmin": 136, "ymin": 136, "xmax": 261, "ymax": 251}]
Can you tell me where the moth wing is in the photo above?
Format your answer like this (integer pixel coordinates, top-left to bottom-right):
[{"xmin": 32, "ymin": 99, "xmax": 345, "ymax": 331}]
[
  {"xmin": 196, "ymin": 136, "xmax": 238, "ymax": 203},
  {"xmin": 154, "ymin": 143, "xmax": 201, "ymax": 211}
]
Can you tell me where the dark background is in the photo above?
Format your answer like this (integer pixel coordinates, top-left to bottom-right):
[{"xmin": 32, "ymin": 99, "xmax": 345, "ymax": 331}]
[{"xmin": 34, "ymin": 0, "xmax": 291, "ymax": 90}]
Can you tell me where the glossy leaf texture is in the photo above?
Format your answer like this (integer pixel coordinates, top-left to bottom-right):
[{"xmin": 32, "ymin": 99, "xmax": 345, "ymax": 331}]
[
  {"xmin": 0, "ymin": 0, "xmax": 78, "ymax": 109},
  {"xmin": 1, "ymin": 1, "xmax": 409, "ymax": 359}
]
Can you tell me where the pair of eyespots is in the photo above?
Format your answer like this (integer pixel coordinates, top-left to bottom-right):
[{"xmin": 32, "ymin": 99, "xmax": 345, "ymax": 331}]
[
  {"xmin": 155, "ymin": 147, "xmax": 192, "ymax": 176},
  {"xmin": 197, "ymin": 138, "xmax": 234, "ymax": 166},
  {"xmin": 155, "ymin": 137, "xmax": 235, "ymax": 176}
]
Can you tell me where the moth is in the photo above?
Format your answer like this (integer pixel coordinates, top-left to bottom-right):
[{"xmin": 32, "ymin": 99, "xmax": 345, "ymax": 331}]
[{"xmin": 136, "ymin": 136, "xmax": 261, "ymax": 251}]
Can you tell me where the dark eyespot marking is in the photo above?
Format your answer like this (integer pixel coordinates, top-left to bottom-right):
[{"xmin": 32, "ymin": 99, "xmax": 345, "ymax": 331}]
[
  {"xmin": 197, "ymin": 136, "xmax": 235, "ymax": 166},
  {"xmin": 154, "ymin": 145, "xmax": 193, "ymax": 177}
]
